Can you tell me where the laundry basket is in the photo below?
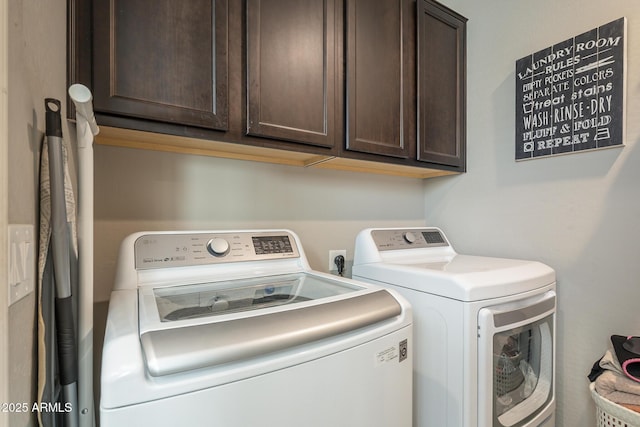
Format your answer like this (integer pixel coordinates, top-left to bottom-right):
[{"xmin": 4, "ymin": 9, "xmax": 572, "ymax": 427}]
[{"xmin": 590, "ymin": 382, "xmax": 640, "ymax": 427}]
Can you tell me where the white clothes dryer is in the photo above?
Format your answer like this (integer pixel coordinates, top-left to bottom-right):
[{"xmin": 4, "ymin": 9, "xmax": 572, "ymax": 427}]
[
  {"xmin": 352, "ymin": 227, "xmax": 556, "ymax": 427},
  {"xmin": 101, "ymin": 229, "xmax": 412, "ymax": 427}
]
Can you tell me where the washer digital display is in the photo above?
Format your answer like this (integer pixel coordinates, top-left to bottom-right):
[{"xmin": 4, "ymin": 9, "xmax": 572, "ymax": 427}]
[
  {"xmin": 252, "ymin": 236, "xmax": 294, "ymax": 255},
  {"xmin": 422, "ymin": 231, "xmax": 445, "ymax": 245}
]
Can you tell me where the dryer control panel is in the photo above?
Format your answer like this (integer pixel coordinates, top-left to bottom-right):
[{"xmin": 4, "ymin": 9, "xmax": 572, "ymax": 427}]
[
  {"xmin": 134, "ymin": 231, "xmax": 300, "ymax": 270},
  {"xmin": 371, "ymin": 228, "xmax": 450, "ymax": 251}
]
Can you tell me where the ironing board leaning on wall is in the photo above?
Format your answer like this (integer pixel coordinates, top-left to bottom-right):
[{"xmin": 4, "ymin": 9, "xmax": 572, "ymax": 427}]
[{"xmin": 37, "ymin": 98, "xmax": 79, "ymax": 427}]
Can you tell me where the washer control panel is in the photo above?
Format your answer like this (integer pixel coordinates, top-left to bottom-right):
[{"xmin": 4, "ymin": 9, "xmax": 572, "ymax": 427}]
[
  {"xmin": 134, "ymin": 231, "xmax": 300, "ymax": 270},
  {"xmin": 371, "ymin": 228, "xmax": 450, "ymax": 251}
]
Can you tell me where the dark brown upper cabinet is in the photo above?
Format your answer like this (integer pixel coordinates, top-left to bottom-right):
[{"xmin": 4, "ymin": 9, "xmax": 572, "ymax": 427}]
[
  {"xmin": 91, "ymin": 0, "xmax": 229, "ymax": 130},
  {"xmin": 68, "ymin": 0, "xmax": 467, "ymax": 177},
  {"xmin": 345, "ymin": 0, "xmax": 415, "ymax": 159},
  {"xmin": 417, "ymin": 0, "xmax": 467, "ymax": 169},
  {"xmin": 246, "ymin": 0, "xmax": 340, "ymax": 149}
]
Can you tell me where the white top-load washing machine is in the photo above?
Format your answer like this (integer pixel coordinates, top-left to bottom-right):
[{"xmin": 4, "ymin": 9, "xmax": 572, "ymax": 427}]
[
  {"xmin": 352, "ymin": 227, "xmax": 556, "ymax": 427},
  {"xmin": 101, "ymin": 229, "xmax": 412, "ymax": 427}
]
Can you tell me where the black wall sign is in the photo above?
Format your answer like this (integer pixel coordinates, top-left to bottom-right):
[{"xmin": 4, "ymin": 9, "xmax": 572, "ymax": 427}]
[{"xmin": 515, "ymin": 18, "xmax": 626, "ymax": 161}]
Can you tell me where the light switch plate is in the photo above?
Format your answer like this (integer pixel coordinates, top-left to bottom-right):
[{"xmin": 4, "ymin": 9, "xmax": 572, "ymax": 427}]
[{"xmin": 8, "ymin": 224, "xmax": 35, "ymax": 306}]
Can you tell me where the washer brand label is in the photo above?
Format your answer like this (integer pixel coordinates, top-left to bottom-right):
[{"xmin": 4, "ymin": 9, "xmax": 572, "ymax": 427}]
[{"xmin": 376, "ymin": 339, "xmax": 408, "ymax": 365}]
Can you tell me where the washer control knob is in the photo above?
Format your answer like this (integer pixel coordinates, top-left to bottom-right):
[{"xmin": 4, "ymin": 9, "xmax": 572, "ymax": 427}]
[
  {"xmin": 403, "ymin": 231, "xmax": 417, "ymax": 244},
  {"xmin": 207, "ymin": 238, "xmax": 230, "ymax": 257}
]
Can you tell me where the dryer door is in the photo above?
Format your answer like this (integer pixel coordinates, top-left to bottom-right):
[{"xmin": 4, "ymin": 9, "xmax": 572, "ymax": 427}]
[{"xmin": 478, "ymin": 291, "xmax": 556, "ymax": 427}]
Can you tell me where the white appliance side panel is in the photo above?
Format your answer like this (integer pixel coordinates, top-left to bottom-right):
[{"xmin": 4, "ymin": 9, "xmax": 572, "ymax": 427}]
[
  {"xmin": 353, "ymin": 275, "xmax": 468, "ymax": 427},
  {"xmin": 101, "ymin": 326, "xmax": 413, "ymax": 427},
  {"xmin": 414, "ymin": 295, "xmax": 467, "ymax": 427}
]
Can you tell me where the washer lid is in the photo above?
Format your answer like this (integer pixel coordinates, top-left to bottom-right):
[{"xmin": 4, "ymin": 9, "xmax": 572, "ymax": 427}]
[
  {"xmin": 353, "ymin": 254, "xmax": 555, "ymax": 301},
  {"xmin": 150, "ymin": 274, "xmax": 338, "ymax": 322},
  {"xmin": 138, "ymin": 273, "xmax": 402, "ymax": 376}
]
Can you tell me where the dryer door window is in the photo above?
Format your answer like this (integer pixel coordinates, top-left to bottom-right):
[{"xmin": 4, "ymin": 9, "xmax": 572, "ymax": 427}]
[
  {"xmin": 478, "ymin": 291, "xmax": 555, "ymax": 427},
  {"xmin": 492, "ymin": 314, "xmax": 553, "ymax": 425}
]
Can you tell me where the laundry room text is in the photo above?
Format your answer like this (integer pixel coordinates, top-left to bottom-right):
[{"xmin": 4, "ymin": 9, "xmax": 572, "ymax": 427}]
[{"xmin": 515, "ymin": 17, "xmax": 625, "ymax": 160}]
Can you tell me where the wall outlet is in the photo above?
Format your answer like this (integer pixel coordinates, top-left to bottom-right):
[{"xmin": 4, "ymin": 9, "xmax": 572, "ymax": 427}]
[
  {"xmin": 8, "ymin": 224, "xmax": 35, "ymax": 306},
  {"xmin": 328, "ymin": 249, "xmax": 347, "ymax": 272}
]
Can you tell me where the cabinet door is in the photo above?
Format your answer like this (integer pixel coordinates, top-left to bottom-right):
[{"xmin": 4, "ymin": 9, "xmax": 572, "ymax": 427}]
[
  {"xmin": 246, "ymin": 0, "xmax": 339, "ymax": 148},
  {"xmin": 345, "ymin": 0, "xmax": 415, "ymax": 158},
  {"xmin": 93, "ymin": 0, "xmax": 228, "ymax": 130},
  {"xmin": 417, "ymin": 0, "xmax": 466, "ymax": 168}
]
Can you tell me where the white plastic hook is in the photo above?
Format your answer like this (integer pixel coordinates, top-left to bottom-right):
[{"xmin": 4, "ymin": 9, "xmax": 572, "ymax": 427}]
[{"xmin": 68, "ymin": 84, "xmax": 99, "ymax": 137}]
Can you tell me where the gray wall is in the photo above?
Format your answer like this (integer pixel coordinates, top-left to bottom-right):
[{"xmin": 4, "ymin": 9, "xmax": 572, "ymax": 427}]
[
  {"xmin": 93, "ymin": 146, "xmax": 426, "ymax": 301},
  {"xmin": 0, "ymin": 0, "xmax": 9, "ymax": 424},
  {"xmin": 425, "ymin": 1, "xmax": 640, "ymax": 427}
]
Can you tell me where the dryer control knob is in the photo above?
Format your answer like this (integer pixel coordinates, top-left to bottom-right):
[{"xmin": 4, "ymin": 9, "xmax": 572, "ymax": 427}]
[
  {"xmin": 403, "ymin": 232, "xmax": 417, "ymax": 244},
  {"xmin": 207, "ymin": 238, "xmax": 230, "ymax": 257}
]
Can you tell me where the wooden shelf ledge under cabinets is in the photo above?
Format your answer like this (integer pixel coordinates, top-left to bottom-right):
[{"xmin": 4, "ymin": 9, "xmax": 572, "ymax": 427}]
[{"xmin": 94, "ymin": 126, "xmax": 458, "ymax": 179}]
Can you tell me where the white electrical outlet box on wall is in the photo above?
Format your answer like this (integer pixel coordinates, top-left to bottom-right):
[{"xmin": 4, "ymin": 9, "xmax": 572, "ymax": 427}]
[
  {"xmin": 328, "ymin": 249, "xmax": 347, "ymax": 271},
  {"xmin": 8, "ymin": 224, "xmax": 35, "ymax": 306}
]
